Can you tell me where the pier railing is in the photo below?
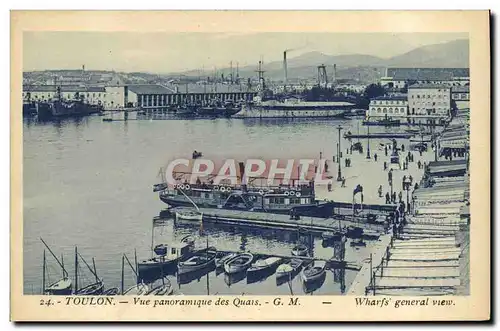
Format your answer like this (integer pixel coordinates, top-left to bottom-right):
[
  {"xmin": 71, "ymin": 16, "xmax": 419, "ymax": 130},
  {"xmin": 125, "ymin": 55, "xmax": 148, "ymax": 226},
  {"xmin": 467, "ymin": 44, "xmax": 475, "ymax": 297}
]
[{"xmin": 365, "ymin": 233, "xmax": 394, "ymax": 295}]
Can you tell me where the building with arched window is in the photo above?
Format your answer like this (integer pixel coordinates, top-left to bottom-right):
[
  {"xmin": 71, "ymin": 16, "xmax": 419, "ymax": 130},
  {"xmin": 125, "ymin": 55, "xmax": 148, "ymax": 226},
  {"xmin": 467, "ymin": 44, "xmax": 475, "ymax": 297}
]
[{"xmin": 367, "ymin": 95, "xmax": 408, "ymax": 119}]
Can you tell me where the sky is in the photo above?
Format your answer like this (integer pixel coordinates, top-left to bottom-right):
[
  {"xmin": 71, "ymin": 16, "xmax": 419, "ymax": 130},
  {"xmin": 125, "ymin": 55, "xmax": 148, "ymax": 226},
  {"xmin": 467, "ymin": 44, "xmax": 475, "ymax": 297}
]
[{"xmin": 23, "ymin": 32, "xmax": 468, "ymax": 73}]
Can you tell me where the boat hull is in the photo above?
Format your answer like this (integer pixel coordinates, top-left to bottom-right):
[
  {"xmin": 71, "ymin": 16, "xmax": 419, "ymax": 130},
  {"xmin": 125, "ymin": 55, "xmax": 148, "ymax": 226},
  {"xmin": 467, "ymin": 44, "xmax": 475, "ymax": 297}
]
[
  {"xmin": 234, "ymin": 102, "xmax": 354, "ymax": 118},
  {"xmin": 161, "ymin": 195, "xmax": 335, "ymax": 219}
]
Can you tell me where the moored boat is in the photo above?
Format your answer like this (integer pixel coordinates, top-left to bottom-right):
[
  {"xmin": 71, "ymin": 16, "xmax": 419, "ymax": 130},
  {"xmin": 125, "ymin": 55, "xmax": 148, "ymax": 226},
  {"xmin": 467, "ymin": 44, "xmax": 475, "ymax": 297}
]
[
  {"xmin": 177, "ymin": 247, "xmax": 217, "ymax": 275},
  {"xmin": 215, "ymin": 252, "xmax": 237, "ymax": 269},
  {"xmin": 291, "ymin": 244, "xmax": 309, "ymax": 257},
  {"xmin": 123, "ymin": 283, "xmax": 149, "ymax": 295},
  {"xmin": 247, "ymin": 257, "xmax": 282, "ymax": 276},
  {"xmin": 175, "ymin": 208, "xmax": 203, "ymax": 222},
  {"xmin": 45, "ymin": 278, "xmax": 73, "ymax": 295},
  {"xmin": 103, "ymin": 288, "xmax": 119, "ymax": 296},
  {"xmin": 75, "ymin": 282, "xmax": 104, "ymax": 295},
  {"xmin": 276, "ymin": 259, "xmax": 303, "ymax": 280},
  {"xmin": 300, "ymin": 260, "xmax": 326, "ymax": 283},
  {"xmin": 146, "ymin": 280, "xmax": 173, "ymax": 295},
  {"xmin": 223, "ymin": 253, "xmax": 254, "ymax": 274},
  {"xmin": 138, "ymin": 241, "xmax": 194, "ymax": 278}
]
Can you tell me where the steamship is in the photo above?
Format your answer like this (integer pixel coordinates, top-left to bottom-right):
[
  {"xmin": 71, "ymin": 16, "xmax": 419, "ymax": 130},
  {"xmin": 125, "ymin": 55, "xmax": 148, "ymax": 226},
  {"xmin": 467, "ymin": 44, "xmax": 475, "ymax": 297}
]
[
  {"xmin": 233, "ymin": 52, "xmax": 356, "ymax": 118},
  {"xmin": 154, "ymin": 181, "xmax": 335, "ymax": 219},
  {"xmin": 233, "ymin": 99, "xmax": 355, "ymax": 118},
  {"xmin": 37, "ymin": 87, "xmax": 102, "ymax": 121}
]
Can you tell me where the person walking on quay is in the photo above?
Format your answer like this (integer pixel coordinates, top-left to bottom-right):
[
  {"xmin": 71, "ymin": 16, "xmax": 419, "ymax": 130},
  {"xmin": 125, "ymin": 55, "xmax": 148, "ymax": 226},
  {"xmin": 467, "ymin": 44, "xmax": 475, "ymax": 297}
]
[
  {"xmin": 384, "ymin": 161, "xmax": 387, "ymax": 171},
  {"xmin": 341, "ymin": 177, "xmax": 346, "ymax": 187},
  {"xmin": 374, "ymin": 153, "xmax": 378, "ymax": 162},
  {"xmin": 385, "ymin": 192, "xmax": 391, "ymax": 204},
  {"xmin": 398, "ymin": 191, "xmax": 403, "ymax": 203},
  {"xmin": 388, "ymin": 168, "xmax": 393, "ymax": 183},
  {"xmin": 402, "ymin": 175, "xmax": 407, "ymax": 190},
  {"xmin": 384, "ymin": 145, "xmax": 388, "ymax": 156},
  {"xmin": 378, "ymin": 185, "xmax": 383, "ymax": 197},
  {"xmin": 417, "ymin": 160, "xmax": 422, "ymax": 169},
  {"xmin": 392, "ymin": 192, "xmax": 397, "ymax": 204},
  {"xmin": 401, "ymin": 144, "xmax": 405, "ymax": 152},
  {"xmin": 414, "ymin": 182, "xmax": 419, "ymax": 190},
  {"xmin": 409, "ymin": 175, "xmax": 413, "ymax": 186}
]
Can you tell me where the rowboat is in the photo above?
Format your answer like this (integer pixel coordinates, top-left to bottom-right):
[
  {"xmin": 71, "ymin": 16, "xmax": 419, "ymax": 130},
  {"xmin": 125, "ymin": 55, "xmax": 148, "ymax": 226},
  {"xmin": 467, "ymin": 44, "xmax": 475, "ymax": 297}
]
[
  {"xmin": 276, "ymin": 259, "xmax": 303, "ymax": 280},
  {"xmin": 291, "ymin": 244, "xmax": 309, "ymax": 257},
  {"xmin": 215, "ymin": 252, "xmax": 237, "ymax": 269},
  {"xmin": 175, "ymin": 209, "xmax": 203, "ymax": 221},
  {"xmin": 177, "ymin": 248, "xmax": 217, "ymax": 275},
  {"xmin": 247, "ymin": 257, "xmax": 282, "ymax": 274},
  {"xmin": 138, "ymin": 241, "xmax": 194, "ymax": 277},
  {"xmin": 103, "ymin": 288, "xmax": 119, "ymax": 295},
  {"xmin": 301, "ymin": 260, "xmax": 326, "ymax": 283},
  {"xmin": 223, "ymin": 253, "xmax": 254, "ymax": 274},
  {"xmin": 123, "ymin": 283, "xmax": 149, "ymax": 295},
  {"xmin": 75, "ymin": 281, "xmax": 104, "ymax": 295},
  {"xmin": 146, "ymin": 280, "xmax": 173, "ymax": 296},
  {"xmin": 247, "ymin": 257, "xmax": 282, "ymax": 283}
]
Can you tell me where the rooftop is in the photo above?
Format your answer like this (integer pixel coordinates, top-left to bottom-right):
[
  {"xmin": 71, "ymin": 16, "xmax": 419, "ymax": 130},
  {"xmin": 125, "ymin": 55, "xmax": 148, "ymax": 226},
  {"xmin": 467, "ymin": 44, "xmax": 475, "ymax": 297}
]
[
  {"xmin": 387, "ymin": 68, "xmax": 470, "ymax": 81},
  {"xmin": 128, "ymin": 84, "xmax": 176, "ymax": 95},
  {"xmin": 408, "ymin": 84, "xmax": 451, "ymax": 90},
  {"xmin": 371, "ymin": 95, "xmax": 408, "ymax": 101},
  {"xmin": 451, "ymin": 86, "xmax": 470, "ymax": 93},
  {"xmin": 22, "ymin": 85, "xmax": 106, "ymax": 92}
]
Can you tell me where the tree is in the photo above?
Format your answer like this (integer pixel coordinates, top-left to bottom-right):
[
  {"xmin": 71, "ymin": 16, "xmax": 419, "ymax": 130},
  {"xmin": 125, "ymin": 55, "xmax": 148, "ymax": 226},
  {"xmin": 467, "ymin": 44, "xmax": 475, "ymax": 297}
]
[{"xmin": 363, "ymin": 83, "xmax": 386, "ymax": 100}]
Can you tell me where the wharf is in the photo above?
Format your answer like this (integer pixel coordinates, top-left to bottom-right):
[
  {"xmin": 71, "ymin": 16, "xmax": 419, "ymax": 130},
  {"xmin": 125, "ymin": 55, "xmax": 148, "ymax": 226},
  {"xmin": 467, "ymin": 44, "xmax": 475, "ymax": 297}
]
[
  {"xmin": 347, "ymin": 234, "xmax": 392, "ymax": 295},
  {"xmin": 344, "ymin": 132, "xmax": 413, "ymax": 139},
  {"xmin": 169, "ymin": 207, "xmax": 385, "ymax": 235}
]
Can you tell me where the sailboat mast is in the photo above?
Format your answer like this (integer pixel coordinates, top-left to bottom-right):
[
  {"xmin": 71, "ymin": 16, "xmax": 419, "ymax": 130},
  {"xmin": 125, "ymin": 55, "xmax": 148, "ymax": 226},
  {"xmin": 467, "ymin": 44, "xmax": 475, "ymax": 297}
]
[
  {"xmin": 61, "ymin": 254, "xmax": 65, "ymax": 278},
  {"xmin": 40, "ymin": 237, "xmax": 69, "ymax": 277},
  {"xmin": 134, "ymin": 249, "xmax": 138, "ymax": 284},
  {"xmin": 74, "ymin": 247, "xmax": 78, "ymax": 293},
  {"xmin": 92, "ymin": 257, "xmax": 98, "ymax": 283},
  {"xmin": 42, "ymin": 250, "xmax": 46, "ymax": 294},
  {"xmin": 121, "ymin": 254, "xmax": 125, "ymax": 295}
]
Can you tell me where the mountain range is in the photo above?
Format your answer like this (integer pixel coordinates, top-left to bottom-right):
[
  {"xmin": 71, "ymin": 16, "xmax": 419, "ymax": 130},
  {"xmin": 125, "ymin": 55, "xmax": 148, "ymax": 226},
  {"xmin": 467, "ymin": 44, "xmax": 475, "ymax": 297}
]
[{"xmin": 173, "ymin": 39, "xmax": 469, "ymax": 82}]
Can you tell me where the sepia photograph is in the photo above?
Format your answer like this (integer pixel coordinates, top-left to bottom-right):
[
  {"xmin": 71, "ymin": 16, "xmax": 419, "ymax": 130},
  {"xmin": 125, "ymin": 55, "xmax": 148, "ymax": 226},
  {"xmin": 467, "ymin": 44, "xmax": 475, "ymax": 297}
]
[{"xmin": 10, "ymin": 10, "xmax": 490, "ymax": 321}]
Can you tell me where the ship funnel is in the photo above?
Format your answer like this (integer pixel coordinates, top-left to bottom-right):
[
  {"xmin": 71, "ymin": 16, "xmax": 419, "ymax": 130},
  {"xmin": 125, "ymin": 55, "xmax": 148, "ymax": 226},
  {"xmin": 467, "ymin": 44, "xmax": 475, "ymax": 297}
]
[{"xmin": 283, "ymin": 51, "xmax": 288, "ymax": 86}]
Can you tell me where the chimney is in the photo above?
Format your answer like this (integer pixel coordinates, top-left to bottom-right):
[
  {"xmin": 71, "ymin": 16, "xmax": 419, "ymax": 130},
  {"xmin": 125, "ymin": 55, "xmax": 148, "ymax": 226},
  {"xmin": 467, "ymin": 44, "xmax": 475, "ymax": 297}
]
[
  {"xmin": 283, "ymin": 51, "xmax": 288, "ymax": 86},
  {"xmin": 333, "ymin": 64, "xmax": 337, "ymax": 84}
]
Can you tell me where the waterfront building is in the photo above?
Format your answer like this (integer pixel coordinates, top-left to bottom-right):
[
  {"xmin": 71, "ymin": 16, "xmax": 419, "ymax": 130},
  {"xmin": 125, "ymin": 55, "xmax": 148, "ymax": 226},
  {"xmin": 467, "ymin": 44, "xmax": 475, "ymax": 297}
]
[
  {"xmin": 366, "ymin": 95, "xmax": 408, "ymax": 119},
  {"xmin": 451, "ymin": 86, "xmax": 470, "ymax": 110},
  {"xmin": 380, "ymin": 68, "xmax": 470, "ymax": 89},
  {"xmin": 22, "ymin": 85, "xmax": 106, "ymax": 105},
  {"xmin": 104, "ymin": 84, "xmax": 258, "ymax": 110},
  {"xmin": 407, "ymin": 84, "xmax": 451, "ymax": 124}
]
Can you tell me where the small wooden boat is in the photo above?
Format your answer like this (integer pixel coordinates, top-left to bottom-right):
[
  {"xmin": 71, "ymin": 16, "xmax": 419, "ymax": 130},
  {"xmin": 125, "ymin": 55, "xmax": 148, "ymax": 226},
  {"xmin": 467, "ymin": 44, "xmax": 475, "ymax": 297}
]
[
  {"xmin": 45, "ymin": 278, "xmax": 73, "ymax": 295},
  {"xmin": 276, "ymin": 259, "xmax": 303, "ymax": 280},
  {"xmin": 175, "ymin": 209, "xmax": 203, "ymax": 221},
  {"xmin": 247, "ymin": 257, "xmax": 282, "ymax": 276},
  {"xmin": 177, "ymin": 248, "xmax": 217, "ymax": 275},
  {"xmin": 123, "ymin": 283, "xmax": 149, "ymax": 295},
  {"xmin": 291, "ymin": 244, "xmax": 309, "ymax": 257},
  {"xmin": 215, "ymin": 252, "xmax": 237, "ymax": 269},
  {"xmin": 75, "ymin": 281, "xmax": 104, "ymax": 295},
  {"xmin": 224, "ymin": 271, "xmax": 246, "ymax": 286},
  {"xmin": 301, "ymin": 260, "xmax": 326, "ymax": 283},
  {"xmin": 146, "ymin": 281, "xmax": 173, "ymax": 295},
  {"xmin": 103, "ymin": 288, "xmax": 119, "ymax": 295},
  {"xmin": 223, "ymin": 253, "xmax": 254, "ymax": 274}
]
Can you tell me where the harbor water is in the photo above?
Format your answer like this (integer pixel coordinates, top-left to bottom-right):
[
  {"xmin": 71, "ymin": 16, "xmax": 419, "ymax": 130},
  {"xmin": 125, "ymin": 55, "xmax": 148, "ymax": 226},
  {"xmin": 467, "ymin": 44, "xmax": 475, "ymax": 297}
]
[{"xmin": 23, "ymin": 114, "xmax": 412, "ymax": 295}]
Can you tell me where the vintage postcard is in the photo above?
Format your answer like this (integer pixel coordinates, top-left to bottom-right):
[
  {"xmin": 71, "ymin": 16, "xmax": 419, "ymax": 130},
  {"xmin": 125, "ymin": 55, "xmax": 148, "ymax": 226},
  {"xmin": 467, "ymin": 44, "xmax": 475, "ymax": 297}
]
[{"xmin": 10, "ymin": 11, "xmax": 490, "ymax": 321}]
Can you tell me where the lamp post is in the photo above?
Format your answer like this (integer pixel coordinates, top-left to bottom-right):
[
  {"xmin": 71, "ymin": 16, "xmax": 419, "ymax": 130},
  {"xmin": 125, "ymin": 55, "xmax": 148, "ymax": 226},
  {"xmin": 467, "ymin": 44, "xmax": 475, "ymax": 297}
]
[
  {"xmin": 366, "ymin": 125, "xmax": 371, "ymax": 159},
  {"xmin": 337, "ymin": 125, "xmax": 343, "ymax": 182}
]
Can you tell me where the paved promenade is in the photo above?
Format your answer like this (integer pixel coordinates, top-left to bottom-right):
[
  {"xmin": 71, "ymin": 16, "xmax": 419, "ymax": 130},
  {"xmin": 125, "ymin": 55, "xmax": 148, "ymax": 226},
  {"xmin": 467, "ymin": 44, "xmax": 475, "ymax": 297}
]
[{"xmin": 316, "ymin": 139, "xmax": 436, "ymax": 207}]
